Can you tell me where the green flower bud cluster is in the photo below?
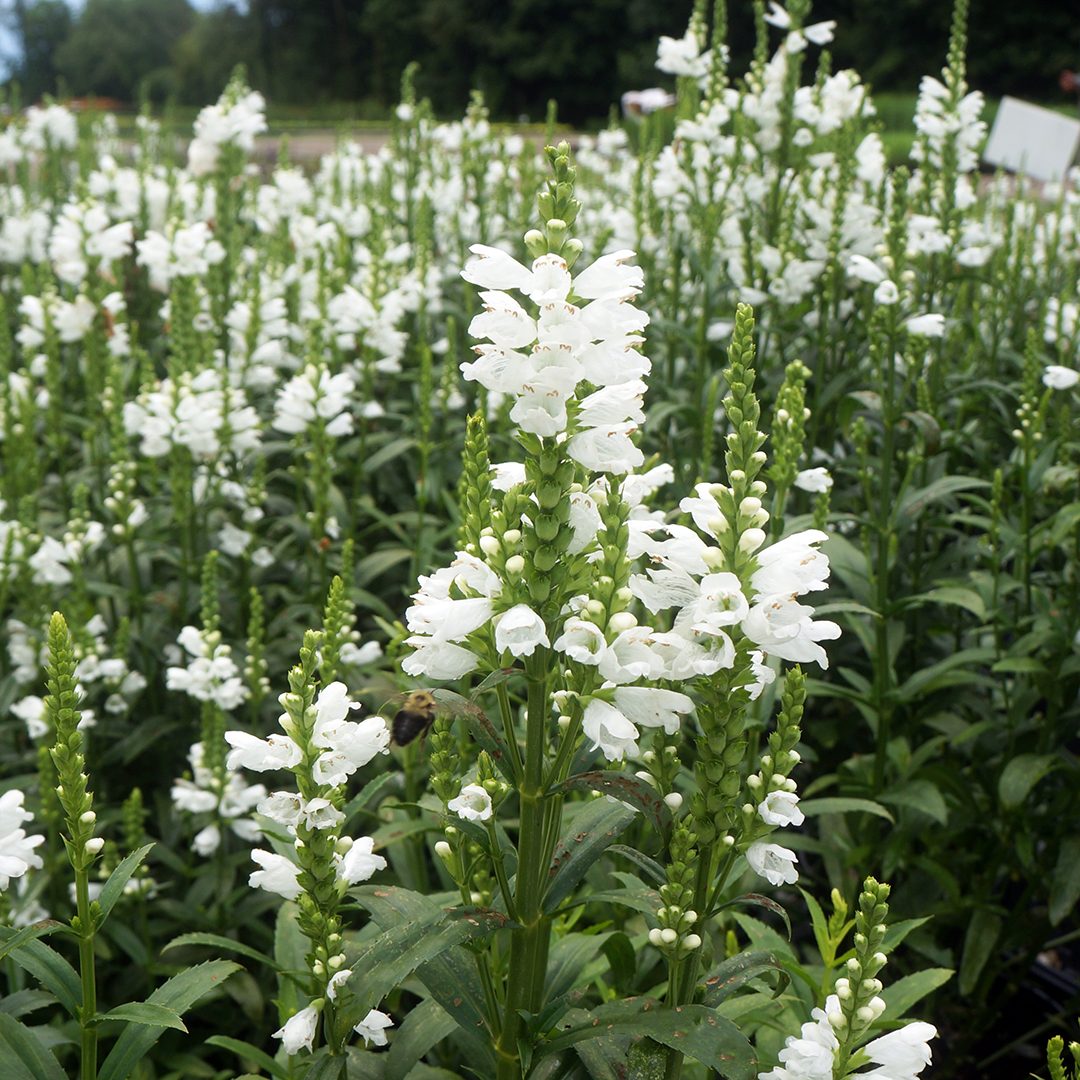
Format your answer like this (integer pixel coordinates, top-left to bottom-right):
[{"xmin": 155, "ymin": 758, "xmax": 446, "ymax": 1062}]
[
  {"xmin": 1047, "ymin": 1033, "xmax": 1080, "ymax": 1080},
  {"xmin": 319, "ymin": 576, "xmax": 351, "ymax": 684},
  {"xmin": 639, "ymin": 735, "xmax": 683, "ymax": 813},
  {"xmin": 245, "ymin": 586, "xmax": 269, "ymax": 709},
  {"xmin": 520, "ymin": 441, "xmax": 578, "ymax": 616},
  {"xmin": 689, "ymin": 671, "xmax": 751, "ymax": 846},
  {"xmin": 739, "ymin": 668, "xmax": 805, "ymax": 839},
  {"xmin": 832, "ymin": 877, "xmax": 892, "ymax": 1070},
  {"xmin": 428, "ymin": 715, "xmax": 461, "ymax": 807},
  {"xmin": 710, "ymin": 304, "xmax": 770, "ymax": 587},
  {"xmin": 524, "ymin": 142, "xmax": 584, "ymax": 270},
  {"xmin": 767, "ymin": 359, "xmax": 812, "ymax": 495},
  {"xmin": 46, "ymin": 613, "xmax": 103, "ymax": 877},
  {"xmin": 650, "ymin": 821, "xmax": 702, "ymax": 955},
  {"xmin": 457, "ymin": 411, "xmax": 493, "ymax": 555},
  {"xmin": 279, "ymin": 633, "xmax": 349, "ymax": 1000}
]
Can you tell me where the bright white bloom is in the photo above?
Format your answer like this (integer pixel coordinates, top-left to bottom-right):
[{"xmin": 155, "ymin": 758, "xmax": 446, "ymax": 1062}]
[
  {"xmin": 1043, "ymin": 365, "xmax": 1079, "ymax": 390},
  {"xmin": 225, "ymin": 731, "xmax": 303, "ymax": 773},
  {"xmin": 582, "ymin": 699, "xmax": 639, "ymax": 762},
  {"xmin": 612, "ymin": 686, "xmax": 695, "ymax": 735},
  {"xmin": 448, "ymin": 783, "xmax": 494, "ymax": 822},
  {"xmin": 248, "ymin": 849, "xmax": 302, "ymax": 900},
  {"xmin": 494, "ymin": 604, "xmax": 549, "ymax": 658},
  {"xmin": 273, "ymin": 365, "xmax": 356, "ymax": 438},
  {"xmin": 335, "ymin": 836, "xmax": 387, "ymax": 884},
  {"xmin": 354, "ymin": 1008, "xmax": 394, "ymax": 1047},
  {"xmin": 273, "ymin": 1005, "xmax": 319, "ymax": 1056},
  {"xmin": 656, "ymin": 29, "xmax": 709, "ymax": 78},
  {"xmin": 758, "ymin": 790, "xmax": 805, "ymax": 828},
  {"xmin": 858, "ymin": 1021, "xmax": 937, "ymax": 1078},
  {"xmin": 0, "ymin": 791, "xmax": 45, "ymax": 890},
  {"xmin": 757, "ymin": 996, "xmax": 838, "ymax": 1080},
  {"xmin": 794, "ymin": 468, "xmax": 833, "ymax": 493},
  {"xmin": 746, "ymin": 840, "xmax": 799, "ymax": 886},
  {"xmin": 904, "ymin": 313, "xmax": 945, "ymax": 338}
]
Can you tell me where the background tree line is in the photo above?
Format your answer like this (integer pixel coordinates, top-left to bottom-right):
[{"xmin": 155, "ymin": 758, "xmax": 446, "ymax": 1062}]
[{"xmin": 3, "ymin": 0, "xmax": 1078, "ymax": 123}]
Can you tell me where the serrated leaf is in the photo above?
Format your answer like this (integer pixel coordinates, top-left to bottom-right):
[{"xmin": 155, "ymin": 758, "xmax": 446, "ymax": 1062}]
[
  {"xmin": 162, "ymin": 932, "xmax": 277, "ymax": 970},
  {"xmin": 544, "ymin": 799, "xmax": 638, "ymax": 913},
  {"xmin": 607, "ymin": 845, "xmax": 667, "ymax": 886},
  {"xmin": 0, "ymin": 931, "xmax": 81, "ymax": 1019},
  {"xmin": 275, "ymin": 901, "xmax": 308, "ymax": 1019},
  {"xmin": 97, "ymin": 960, "xmax": 240, "ymax": 1080},
  {"xmin": 97, "ymin": 843, "xmax": 155, "ymax": 925},
  {"xmin": 701, "ymin": 952, "xmax": 787, "ymax": 1006},
  {"xmin": 1050, "ymin": 837, "xmax": 1080, "ymax": 926},
  {"xmin": 0, "ymin": 1012, "xmax": 68, "ymax": 1080},
  {"xmin": 96, "ymin": 1002, "xmax": 187, "ymax": 1032},
  {"xmin": 998, "ymin": 754, "xmax": 1059, "ymax": 809},
  {"xmin": 554, "ymin": 772, "xmax": 671, "ymax": 837},
  {"xmin": 0, "ymin": 991, "xmax": 55, "ymax": 1020},
  {"xmin": 540, "ymin": 998, "xmax": 756, "ymax": 1078},
  {"xmin": 430, "ymin": 688, "xmax": 516, "ymax": 784},
  {"xmin": 905, "ymin": 587, "xmax": 986, "ymax": 620},
  {"xmin": 799, "ymin": 797, "xmax": 894, "ymax": 823},
  {"xmin": 717, "ymin": 895, "xmax": 792, "ymax": 941},
  {"xmin": 0, "ymin": 922, "xmax": 67, "ymax": 965},
  {"xmin": 897, "ymin": 476, "xmax": 987, "ymax": 519},
  {"xmin": 206, "ymin": 1035, "xmax": 289, "ymax": 1079}
]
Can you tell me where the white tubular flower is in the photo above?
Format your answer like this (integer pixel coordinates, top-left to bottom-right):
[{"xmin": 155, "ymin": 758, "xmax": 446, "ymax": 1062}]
[
  {"xmin": 192, "ymin": 824, "xmax": 221, "ymax": 857},
  {"xmin": 757, "ymin": 998, "xmax": 838, "ymax": 1080},
  {"xmin": 582, "ymin": 699, "xmax": 639, "ymax": 762},
  {"xmin": 354, "ymin": 1008, "xmax": 394, "ymax": 1047},
  {"xmin": 758, "ymin": 790, "xmax": 805, "ymax": 828},
  {"xmin": 742, "ymin": 594, "xmax": 841, "ymax": 669},
  {"xmin": 904, "ymin": 313, "xmax": 945, "ymax": 338},
  {"xmin": 401, "ymin": 639, "xmax": 480, "ymax": 680},
  {"xmin": 794, "ymin": 467, "xmax": 833, "ymax": 493},
  {"xmin": 249, "ymin": 849, "xmax": 302, "ymax": 900},
  {"xmin": 859, "ymin": 1021, "xmax": 937, "ymax": 1077},
  {"xmin": 656, "ymin": 29, "xmax": 709, "ymax": 78},
  {"xmin": 746, "ymin": 841, "xmax": 799, "ymax": 886},
  {"xmin": 0, "ymin": 791, "xmax": 45, "ymax": 890},
  {"xmin": 553, "ymin": 617, "xmax": 608, "ymax": 665},
  {"xmin": 258, "ymin": 791, "xmax": 304, "ymax": 828},
  {"xmin": 749, "ymin": 530, "xmax": 831, "ymax": 597},
  {"xmin": 1043, "ymin": 365, "xmax": 1079, "ymax": 390},
  {"xmin": 334, "ymin": 836, "xmax": 387, "ymax": 885},
  {"xmin": 572, "ymin": 250, "xmax": 644, "ymax": 300},
  {"xmin": 225, "ymin": 731, "xmax": 302, "ymax": 772},
  {"xmin": 566, "ymin": 423, "xmax": 645, "ymax": 475},
  {"xmin": 461, "ymin": 245, "xmax": 534, "ymax": 293},
  {"xmin": 448, "ymin": 783, "xmax": 494, "ymax": 822},
  {"xmin": 406, "ymin": 596, "xmax": 494, "ymax": 642},
  {"xmin": 273, "ymin": 1005, "xmax": 319, "ymax": 1055},
  {"xmin": 326, "ymin": 969, "xmax": 351, "ymax": 1001},
  {"xmin": 494, "ymin": 604, "xmax": 550, "ymax": 657},
  {"xmin": 612, "ymin": 686, "xmax": 695, "ymax": 735}
]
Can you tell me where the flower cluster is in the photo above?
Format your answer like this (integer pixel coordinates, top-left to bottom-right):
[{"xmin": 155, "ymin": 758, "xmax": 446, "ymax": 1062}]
[{"xmin": 0, "ymin": 790, "xmax": 45, "ymax": 891}]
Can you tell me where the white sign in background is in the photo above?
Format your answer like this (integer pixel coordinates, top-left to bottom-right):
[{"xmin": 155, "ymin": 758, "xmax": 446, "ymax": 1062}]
[{"xmin": 983, "ymin": 96, "xmax": 1080, "ymax": 182}]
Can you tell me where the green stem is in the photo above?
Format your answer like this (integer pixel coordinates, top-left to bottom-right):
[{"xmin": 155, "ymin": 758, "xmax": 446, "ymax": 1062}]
[
  {"xmin": 75, "ymin": 866, "xmax": 98, "ymax": 1080},
  {"xmin": 495, "ymin": 656, "xmax": 551, "ymax": 1080}
]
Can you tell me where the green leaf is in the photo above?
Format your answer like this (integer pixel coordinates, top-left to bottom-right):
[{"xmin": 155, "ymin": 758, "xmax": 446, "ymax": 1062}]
[
  {"xmin": 383, "ymin": 998, "xmax": 457, "ymax": 1080},
  {"xmin": 343, "ymin": 771, "xmax": 404, "ymax": 827},
  {"xmin": 881, "ymin": 917, "xmax": 931, "ymax": 953},
  {"xmin": 601, "ymin": 933, "xmax": 637, "ymax": 996},
  {"xmin": 544, "ymin": 799, "xmax": 638, "ymax": 912},
  {"xmin": 701, "ymin": 952, "xmax": 787, "ymax": 1007},
  {"xmin": 362, "ymin": 436, "xmax": 416, "ymax": 474},
  {"xmin": 0, "ymin": 1012, "xmax": 68, "ymax": 1080},
  {"xmin": 880, "ymin": 780, "xmax": 948, "ymax": 825},
  {"xmin": 98, "ymin": 960, "xmax": 240, "ymax": 1080},
  {"xmin": 904, "ymin": 587, "xmax": 986, "ymax": 620},
  {"xmin": 717, "ymin": 895, "xmax": 792, "ymax": 941},
  {"xmin": 275, "ymin": 901, "xmax": 310, "ymax": 1019},
  {"xmin": 206, "ymin": 1035, "xmax": 289, "ymax": 1080},
  {"xmin": 349, "ymin": 886, "xmax": 496, "ymax": 1067},
  {"xmin": 95, "ymin": 1002, "xmax": 187, "ymax": 1032},
  {"xmin": 430, "ymin": 688, "xmax": 516, "ymax": 785},
  {"xmin": 998, "ymin": 753, "xmax": 1059, "ymax": 809},
  {"xmin": 0, "ymin": 931, "xmax": 81, "ymax": 1019},
  {"xmin": 301, "ymin": 1054, "xmax": 346, "ymax": 1080},
  {"xmin": 0, "ymin": 992, "xmax": 55, "ymax": 1020},
  {"xmin": 554, "ymin": 772, "xmax": 671, "ymax": 837},
  {"xmin": 894, "ymin": 647, "xmax": 995, "ymax": 703},
  {"xmin": 0, "ymin": 922, "xmax": 68, "ymax": 965},
  {"xmin": 897, "ymin": 476, "xmax": 987, "ymax": 519},
  {"xmin": 540, "ymin": 999, "xmax": 756, "ymax": 1078},
  {"xmin": 880, "ymin": 967, "xmax": 953, "ymax": 1017},
  {"xmin": 545, "ymin": 932, "xmax": 614, "ymax": 1005},
  {"xmin": 1049, "ymin": 837, "xmax": 1080, "ymax": 926},
  {"xmin": 607, "ymin": 845, "xmax": 666, "ymax": 886},
  {"xmin": 97, "ymin": 843, "xmax": 155, "ymax": 925},
  {"xmin": 162, "ymin": 931, "xmax": 277, "ymax": 970},
  {"xmin": 959, "ymin": 909, "xmax": 1001, "ymax": 996},
  {"xmin": 799, "ymin": 797, "xmax": 894, "ymax": 823}
]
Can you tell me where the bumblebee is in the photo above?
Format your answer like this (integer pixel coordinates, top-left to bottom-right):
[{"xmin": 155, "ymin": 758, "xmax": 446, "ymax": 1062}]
[{"xmin": 391, "ymin": 689, "xmax": 438, "ymax": 746}]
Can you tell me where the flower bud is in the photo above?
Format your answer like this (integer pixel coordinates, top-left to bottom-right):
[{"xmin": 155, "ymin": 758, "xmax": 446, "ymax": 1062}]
[
  {"xmin": 648, "ymin": 928, "xmax": 664, "ymax": 947},
  {"xmin": 80, "ymin": 811, "xmax": 97, "ymax": 824},
  {"xmin": 503, "ymin": 529, "xmax": 521, "ymax": 545},
  {"xmin": 681, "ymin": 934, "xmax": 702, "ymax": 951},
  {"xmin": 607, "ymin": 611, "xmax": 637, "ymax": 633},
  {"xmin": 505, "ymin": 555, "xmax": 525, "ymax": 576},
  {"xmin": 434, "ymin": 841, "xmax": 452, "ymax": 859},
  {"xmin": 660, "ymin": 928, "xmax": 678, "ymax": 945},
  {"xmin": 479, "ymin": 535, "xmax": 499, "ymax": 556},
  {"xmin": 85, "ymin": 837, "xmax": 104, "ymax": 856},
  {"xmin": 664, "ymin": 792, "xmax": 683, "ymax": 811}
]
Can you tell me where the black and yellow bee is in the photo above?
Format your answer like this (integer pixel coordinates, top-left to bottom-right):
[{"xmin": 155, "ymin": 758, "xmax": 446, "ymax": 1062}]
[{"xmin": 390, "ymin": 689, "xmax": 438, "ymax": 746}]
